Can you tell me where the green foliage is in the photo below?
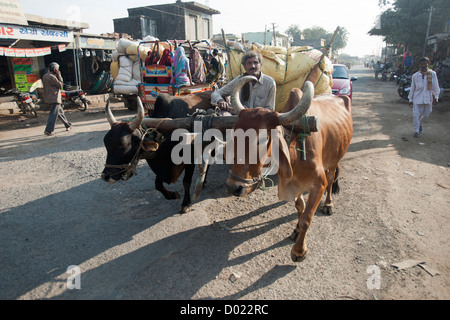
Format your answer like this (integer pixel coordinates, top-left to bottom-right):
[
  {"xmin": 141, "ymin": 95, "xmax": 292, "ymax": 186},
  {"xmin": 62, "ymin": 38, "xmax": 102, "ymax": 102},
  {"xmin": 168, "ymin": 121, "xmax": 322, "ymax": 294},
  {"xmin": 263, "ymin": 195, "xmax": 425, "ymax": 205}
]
[
  {"xmin": 285, "ymin": 25, "xmax": 348, "ymax": 52},
  {"xmin": 368, "ymin": 0, "xmax": 450, "ymax": 52}
]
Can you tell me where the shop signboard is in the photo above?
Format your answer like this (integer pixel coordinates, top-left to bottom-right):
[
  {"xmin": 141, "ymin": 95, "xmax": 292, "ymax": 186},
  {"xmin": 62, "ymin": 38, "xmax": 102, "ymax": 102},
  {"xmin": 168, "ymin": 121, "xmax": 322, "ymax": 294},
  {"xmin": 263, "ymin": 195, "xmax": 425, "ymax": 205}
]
[
  {"xmin": 67, "ymin": 36, "xmax": 117, "ymax": 50},
  {"xmin": 11, "ymin": 57, "xmax": 39, "ymax": 92},
  {"xmin": 0, "ymin": 0, "xmax": 28, "ymax": 26},
  {"xmin": 0, "ymin": 23, "xmax": 73, "ymax": 42}
]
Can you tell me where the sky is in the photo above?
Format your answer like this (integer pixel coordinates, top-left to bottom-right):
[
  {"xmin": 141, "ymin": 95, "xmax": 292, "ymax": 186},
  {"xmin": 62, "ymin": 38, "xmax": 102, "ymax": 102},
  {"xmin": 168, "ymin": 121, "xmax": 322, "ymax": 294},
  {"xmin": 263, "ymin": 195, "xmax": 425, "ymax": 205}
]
[{"xmin": 19, "ymin": 0, "xmax": 385, "ymax": 57}]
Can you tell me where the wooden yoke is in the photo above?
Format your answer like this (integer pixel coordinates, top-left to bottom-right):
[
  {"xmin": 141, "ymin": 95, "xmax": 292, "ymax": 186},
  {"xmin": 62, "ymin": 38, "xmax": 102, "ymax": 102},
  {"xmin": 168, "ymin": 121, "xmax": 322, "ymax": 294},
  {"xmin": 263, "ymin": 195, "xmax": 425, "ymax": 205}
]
[
  {"xmin": 305, "ymin": 26, "xmax": 340, "ymax": 86},
  {"xmin": 143, "ymin": 115, "xmax": 319, "ymax": 135}
]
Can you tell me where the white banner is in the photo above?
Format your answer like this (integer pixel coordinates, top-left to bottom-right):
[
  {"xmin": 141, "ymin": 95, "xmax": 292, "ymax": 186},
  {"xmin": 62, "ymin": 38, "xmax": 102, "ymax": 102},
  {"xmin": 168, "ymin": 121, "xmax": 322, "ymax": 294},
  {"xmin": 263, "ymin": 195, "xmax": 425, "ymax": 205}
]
[
  {"xmin": 0, "ymin": 23, "xmax": 73, "ymax": 42},
  {"xmin": 0, "ymin": 46, "xmax": 52, "ymax": 57}
]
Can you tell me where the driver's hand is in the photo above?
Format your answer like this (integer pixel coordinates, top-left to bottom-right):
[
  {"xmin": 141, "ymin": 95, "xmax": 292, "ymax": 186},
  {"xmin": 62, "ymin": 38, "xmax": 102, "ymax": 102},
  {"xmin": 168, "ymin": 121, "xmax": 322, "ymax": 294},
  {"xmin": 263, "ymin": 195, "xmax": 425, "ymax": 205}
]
[{"xmin": 218, "ymin": 100, "xmax": 231, "ymax": 111}]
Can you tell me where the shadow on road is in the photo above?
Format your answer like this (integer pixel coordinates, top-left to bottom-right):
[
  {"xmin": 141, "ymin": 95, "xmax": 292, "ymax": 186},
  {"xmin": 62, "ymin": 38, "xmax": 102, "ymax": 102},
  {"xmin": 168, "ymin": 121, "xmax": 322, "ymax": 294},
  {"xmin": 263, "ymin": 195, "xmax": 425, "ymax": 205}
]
[{"xmin": 0, "ymin": 171, "xmax": 298, "ymax": 299}]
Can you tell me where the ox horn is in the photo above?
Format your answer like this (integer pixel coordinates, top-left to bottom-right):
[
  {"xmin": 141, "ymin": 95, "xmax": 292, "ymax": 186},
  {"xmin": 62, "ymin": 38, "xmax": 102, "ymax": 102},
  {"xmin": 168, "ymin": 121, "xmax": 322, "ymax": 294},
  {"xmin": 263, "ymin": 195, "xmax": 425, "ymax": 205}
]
[
  {"xmin": 278, "ymin": 81, "xmax": 314, "ymax": 125},
  {"xmin": 105, "ymin": 99, "xmax": 118, "ymax": 126},
  {"xmin": 230, "ymin": 75, "xmax": 258, "ymax": 114},
  {"xmin": 129, "ymin": 97, "xmax": 145, "ymax": 131}
]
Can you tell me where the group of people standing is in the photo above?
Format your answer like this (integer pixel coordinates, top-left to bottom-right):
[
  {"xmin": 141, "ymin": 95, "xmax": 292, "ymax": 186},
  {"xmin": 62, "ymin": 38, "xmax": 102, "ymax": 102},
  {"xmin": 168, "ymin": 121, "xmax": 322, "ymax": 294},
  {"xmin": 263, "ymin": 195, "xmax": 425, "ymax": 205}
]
[
  {"xmin": 42, "ymin": 48, "xmax": 276, "ymax": 136},
  {"xmin": 145, "ymin": 44, "xmax": 225, "ymax": 87},
  {"xmin": 169, "ymin": 48, "xmax": 277, "ymax": 114}
]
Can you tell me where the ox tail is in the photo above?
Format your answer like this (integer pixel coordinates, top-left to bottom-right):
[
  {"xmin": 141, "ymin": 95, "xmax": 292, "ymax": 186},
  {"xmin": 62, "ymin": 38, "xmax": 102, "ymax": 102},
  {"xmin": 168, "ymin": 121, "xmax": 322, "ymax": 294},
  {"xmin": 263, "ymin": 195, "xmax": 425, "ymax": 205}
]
[{"xmin": 332, "ymin": 166, "xmax": 340, "ymax": 195}]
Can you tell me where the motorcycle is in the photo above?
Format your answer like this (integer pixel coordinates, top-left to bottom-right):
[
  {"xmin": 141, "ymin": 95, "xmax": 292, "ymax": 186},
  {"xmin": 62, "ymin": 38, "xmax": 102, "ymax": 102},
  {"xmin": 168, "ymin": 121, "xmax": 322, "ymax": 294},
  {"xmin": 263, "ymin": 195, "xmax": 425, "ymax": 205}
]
[
  {"xmin": 1, "ymin": 87, "xmax": 38, "ymax": 117},
  {"xmin": 61, "ymin": 89, "xmax": 88, "ymax": 111},
  {"xmin": 397, "ymin": 74, "xmax": 411, "ymax": 100},
  {"xmin": 381, "ymin": 68, "xmax": 388, "ymax": 81},
  {"xmin": 389, "ymin": 70, "xmax": 397, "ymax": 82}
]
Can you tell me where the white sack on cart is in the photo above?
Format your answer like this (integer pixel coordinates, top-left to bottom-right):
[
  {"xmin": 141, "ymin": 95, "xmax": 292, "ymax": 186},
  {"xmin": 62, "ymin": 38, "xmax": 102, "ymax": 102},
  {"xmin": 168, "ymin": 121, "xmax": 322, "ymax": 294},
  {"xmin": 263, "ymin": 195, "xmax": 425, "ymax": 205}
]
[
  {"xmin": 115, "ymin": 56, "xmax": 133, "ymax": 82},
  {"xmin": 116, "ymin": 38, "xmax": 137, "ymax": 54},
  {"xmin": 132, "ymin": 61, "xmax": 141, "ymax": 81}
]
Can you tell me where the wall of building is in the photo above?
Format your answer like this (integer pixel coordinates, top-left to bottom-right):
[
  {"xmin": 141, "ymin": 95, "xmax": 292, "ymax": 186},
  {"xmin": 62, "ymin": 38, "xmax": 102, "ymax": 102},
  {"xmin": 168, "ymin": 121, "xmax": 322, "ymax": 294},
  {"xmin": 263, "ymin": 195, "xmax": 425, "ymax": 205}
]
[
  {"xmin": 114, "ymin": 16, "xmax": 145, "ymax": 40},
  {"xmin": 184, "ymin": 9, "xmax": 212, "ymax": 40},
  {"xmin": 116, "ymin": 4, "xmax": 214, "ymax": 41},
  {"xmin": 127, "ymin": 5, "xmax": 185, "ymax": 40}
]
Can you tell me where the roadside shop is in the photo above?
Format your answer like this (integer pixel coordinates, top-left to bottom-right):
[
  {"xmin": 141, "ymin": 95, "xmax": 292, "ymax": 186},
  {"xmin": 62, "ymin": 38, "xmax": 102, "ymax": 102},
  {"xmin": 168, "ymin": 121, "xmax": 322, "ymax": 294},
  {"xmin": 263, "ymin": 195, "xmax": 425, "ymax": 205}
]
[{"xmin": 0, "ymin": 15, "xmax": 84, "ymax": 97}]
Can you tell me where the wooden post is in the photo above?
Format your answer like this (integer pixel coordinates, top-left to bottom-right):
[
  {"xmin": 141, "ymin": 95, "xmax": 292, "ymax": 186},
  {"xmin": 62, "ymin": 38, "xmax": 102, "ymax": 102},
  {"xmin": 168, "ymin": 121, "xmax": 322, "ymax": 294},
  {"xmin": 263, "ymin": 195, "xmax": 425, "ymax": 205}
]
[
  {"xmin": 222, "ymin": 29, "xmax": 233, "ymax": 79},
  {"xmin": 305, "ymin": 26, "xmax": 340, "ymax": 85},
  {"xmin": 143, "ymin": 115, "xmax": 318, "ymax": 134}
]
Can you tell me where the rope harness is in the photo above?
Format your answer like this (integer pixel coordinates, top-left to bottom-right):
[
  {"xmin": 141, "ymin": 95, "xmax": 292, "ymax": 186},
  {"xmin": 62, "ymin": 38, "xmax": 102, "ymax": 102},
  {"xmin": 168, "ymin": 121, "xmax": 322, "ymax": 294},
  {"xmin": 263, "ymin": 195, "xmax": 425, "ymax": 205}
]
[
  {"xmin": 104, "ymin": 110, "xmax": 217, "ymax": 182},
  {"xmin": 285, "ymin": 115, "xmax": 312, "ymax": 161},
  {"xmin": 104, "ymin": 124, "xmax": 165, "ymax": 181},
  {"xmin": 228, "ymin": 169, "xmax": 264, "ymax": 190}
]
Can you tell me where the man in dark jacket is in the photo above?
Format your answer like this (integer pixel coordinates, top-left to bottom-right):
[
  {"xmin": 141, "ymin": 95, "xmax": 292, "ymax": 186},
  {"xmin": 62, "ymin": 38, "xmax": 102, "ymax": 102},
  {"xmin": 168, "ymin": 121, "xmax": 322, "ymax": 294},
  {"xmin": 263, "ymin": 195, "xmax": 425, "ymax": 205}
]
[{"xmin": 43, "ymin": 62, "xmax": 71, "ymax": 136}]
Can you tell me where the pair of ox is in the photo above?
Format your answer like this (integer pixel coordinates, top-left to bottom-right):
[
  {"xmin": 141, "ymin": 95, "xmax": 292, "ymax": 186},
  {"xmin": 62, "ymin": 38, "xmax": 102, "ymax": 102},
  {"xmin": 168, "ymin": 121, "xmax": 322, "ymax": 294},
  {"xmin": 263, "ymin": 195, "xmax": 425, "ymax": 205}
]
[{"xmin": 101, "ymin": 78, "xmax": 353, "ymax": 262}]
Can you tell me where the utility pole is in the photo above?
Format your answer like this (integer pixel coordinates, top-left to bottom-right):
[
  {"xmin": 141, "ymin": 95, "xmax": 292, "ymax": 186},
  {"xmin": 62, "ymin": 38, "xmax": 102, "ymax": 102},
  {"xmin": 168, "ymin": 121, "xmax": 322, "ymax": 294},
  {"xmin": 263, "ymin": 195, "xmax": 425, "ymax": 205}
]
[
  {"xmin": 272, "ymin": 23, "xmax": 278, "ymax": 46},
  {"xmin": 264, "ymin": 24, "xmax": 267, "ymax": 45},
  {"xmin": 423, "ymin": 6, "xmax": 433, "ymax": 57}
]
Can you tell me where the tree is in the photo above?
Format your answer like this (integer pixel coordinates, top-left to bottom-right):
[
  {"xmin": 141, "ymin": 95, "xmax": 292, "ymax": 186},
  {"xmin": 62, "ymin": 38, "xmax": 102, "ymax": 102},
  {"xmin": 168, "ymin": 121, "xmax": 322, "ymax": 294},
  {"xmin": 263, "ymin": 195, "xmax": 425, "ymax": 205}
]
[
  {"xmin": 368, "ymin": 0, "xmax": 450, "ymax": 53},
  {"xmin": 286, "ymin": 24, "xmax": 303, "ymax": 46},
  {"xmin": 285, "ymin": 25, "xmax": 348, "ymax": 53}
]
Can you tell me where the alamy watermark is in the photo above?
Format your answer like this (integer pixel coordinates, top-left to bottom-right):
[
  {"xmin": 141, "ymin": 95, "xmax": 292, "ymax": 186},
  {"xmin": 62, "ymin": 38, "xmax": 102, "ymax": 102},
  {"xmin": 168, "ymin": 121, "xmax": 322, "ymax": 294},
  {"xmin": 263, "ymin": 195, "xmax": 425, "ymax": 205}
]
[
  {"xmin": 66, "ymin": 265, "xmax": 81, "ymax": 290},
  {"xmin": 170, "ymin": 121, "xmax": 282, "ymax": 176},
  {"xmin": 366, "ymin": 265, "xmax": 381, "ymax": 290}
]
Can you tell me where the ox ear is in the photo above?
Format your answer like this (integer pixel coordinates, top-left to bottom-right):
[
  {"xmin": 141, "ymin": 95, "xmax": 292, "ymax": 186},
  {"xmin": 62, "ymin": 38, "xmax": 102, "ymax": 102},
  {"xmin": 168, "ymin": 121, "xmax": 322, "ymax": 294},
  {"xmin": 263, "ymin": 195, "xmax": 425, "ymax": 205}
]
[
  {"xmin": 273, "ymin": 126, "xmax": 293, "ymax": 179},
  {"xmin": 142, "ymin": 141, "xmax": 159, "ymax": 152},
  {"xmin": 278, "ymin": 135, "xmax": 293, "ymax": 179}
]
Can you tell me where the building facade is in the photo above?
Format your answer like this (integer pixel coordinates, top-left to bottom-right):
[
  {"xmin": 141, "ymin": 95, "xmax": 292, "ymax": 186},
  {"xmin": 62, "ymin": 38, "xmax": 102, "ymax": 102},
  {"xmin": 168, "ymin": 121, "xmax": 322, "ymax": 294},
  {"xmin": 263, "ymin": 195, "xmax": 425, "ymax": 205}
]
[
  {"xmin": 0, "ymin": 12, "xmax": 117, "ymax": 106},
  {"xmin": 113, "ymin": 0, "xmax": 220, "ymax": 41},
  {"xmin": 243, "ymin": 31, "xmax": 290, "ymax": 48}
]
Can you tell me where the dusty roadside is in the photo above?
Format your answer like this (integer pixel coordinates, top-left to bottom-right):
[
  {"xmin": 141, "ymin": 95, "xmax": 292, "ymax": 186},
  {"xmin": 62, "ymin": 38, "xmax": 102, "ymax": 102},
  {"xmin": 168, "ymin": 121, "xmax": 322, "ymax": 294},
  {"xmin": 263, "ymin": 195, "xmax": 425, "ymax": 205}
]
[{"xmin": 0, "ymin": 65, "xmax": 448, "ymax": 300}]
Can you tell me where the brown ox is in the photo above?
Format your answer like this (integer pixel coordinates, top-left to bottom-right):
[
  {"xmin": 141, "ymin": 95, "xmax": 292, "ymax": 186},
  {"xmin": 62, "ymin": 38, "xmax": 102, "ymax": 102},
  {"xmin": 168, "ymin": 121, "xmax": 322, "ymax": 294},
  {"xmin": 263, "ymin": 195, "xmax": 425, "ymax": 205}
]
[{"xmin": 225, "ymin": 76, "xmax": 353, "ymax": 262}]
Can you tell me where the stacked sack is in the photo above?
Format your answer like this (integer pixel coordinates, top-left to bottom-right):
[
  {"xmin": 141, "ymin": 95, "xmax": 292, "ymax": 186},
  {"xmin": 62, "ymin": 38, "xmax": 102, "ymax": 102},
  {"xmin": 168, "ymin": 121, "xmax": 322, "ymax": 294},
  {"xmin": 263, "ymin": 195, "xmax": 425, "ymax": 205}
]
[
  {"xmin": 110, "ymin": 38, "xmax": 154, "ymax": 95},
  {"xmin": 226, "ymin": 42, "xmax": 333, "ymax": 112}
]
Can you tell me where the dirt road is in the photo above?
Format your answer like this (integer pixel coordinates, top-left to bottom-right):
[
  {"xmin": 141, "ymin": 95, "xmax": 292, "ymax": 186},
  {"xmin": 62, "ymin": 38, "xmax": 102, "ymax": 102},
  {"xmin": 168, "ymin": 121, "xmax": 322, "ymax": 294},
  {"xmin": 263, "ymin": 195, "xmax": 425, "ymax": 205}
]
[{"xmin": 0, "ymin": 65, "xmax": 449, "ymax": 300}]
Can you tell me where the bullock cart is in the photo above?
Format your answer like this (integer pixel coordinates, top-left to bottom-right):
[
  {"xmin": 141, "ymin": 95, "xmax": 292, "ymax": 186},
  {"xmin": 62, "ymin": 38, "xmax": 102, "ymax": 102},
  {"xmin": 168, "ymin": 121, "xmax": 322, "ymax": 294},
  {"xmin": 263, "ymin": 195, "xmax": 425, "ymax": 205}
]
[
  {"xmin": 137, "ymin": 40, "xmax": 215, "ymax": 114},
  {"xmin": 140, "ymin": 98, "xmax": 319, "ymax": 201}
]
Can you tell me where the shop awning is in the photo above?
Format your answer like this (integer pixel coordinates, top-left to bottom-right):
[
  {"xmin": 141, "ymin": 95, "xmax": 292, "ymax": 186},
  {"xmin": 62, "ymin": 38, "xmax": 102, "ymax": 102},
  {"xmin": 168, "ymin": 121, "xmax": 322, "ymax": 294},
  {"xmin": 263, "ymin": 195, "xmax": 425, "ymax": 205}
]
[{"xmin": 0, "ymin": 23, "xmax": 73, "ymax": 42}]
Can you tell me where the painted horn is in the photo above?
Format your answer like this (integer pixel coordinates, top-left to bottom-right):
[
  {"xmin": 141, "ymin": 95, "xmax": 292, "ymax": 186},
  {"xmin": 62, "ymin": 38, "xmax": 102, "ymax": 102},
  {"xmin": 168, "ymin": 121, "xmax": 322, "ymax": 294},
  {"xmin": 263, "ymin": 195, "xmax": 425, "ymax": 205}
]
[
  {"xmin": 129, "ymin": 96, "xmax": 145, "ymax": 131},
  {"xmin": 278, "ymin": 81, "xmax": 314, "ymax": 125},
  {"xmin": 230, "ymin": 75, "xmax": 258, "ymax": 114},
  {"xmin": 105, "ymin": 99, "xmax": 117, "ymax": 126}
]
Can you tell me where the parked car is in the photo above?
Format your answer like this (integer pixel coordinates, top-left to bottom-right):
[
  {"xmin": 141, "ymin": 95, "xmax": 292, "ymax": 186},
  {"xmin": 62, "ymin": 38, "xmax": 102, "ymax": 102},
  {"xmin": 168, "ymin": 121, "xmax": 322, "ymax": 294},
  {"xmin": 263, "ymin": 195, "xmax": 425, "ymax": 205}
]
[{"xmin": 332, "ymin": 64, "xmax": 357, "ymax": 99}]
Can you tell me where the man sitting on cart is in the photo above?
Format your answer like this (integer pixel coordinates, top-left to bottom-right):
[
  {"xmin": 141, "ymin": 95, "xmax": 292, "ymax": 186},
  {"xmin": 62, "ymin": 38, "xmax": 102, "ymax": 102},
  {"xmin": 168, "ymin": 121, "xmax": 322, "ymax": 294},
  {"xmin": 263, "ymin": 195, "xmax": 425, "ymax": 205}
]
[{"xmin": 211, "ymin": 51, "xmax": 276, "ymax": 115}]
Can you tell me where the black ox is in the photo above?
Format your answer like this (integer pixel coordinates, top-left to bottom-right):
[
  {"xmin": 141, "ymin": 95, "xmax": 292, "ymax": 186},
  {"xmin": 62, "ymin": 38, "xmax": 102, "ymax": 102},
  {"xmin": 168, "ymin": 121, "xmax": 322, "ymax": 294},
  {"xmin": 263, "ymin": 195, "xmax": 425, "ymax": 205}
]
[{"xmin": 101, "ymin": 92, "xmax": 212, "ymax": 213}]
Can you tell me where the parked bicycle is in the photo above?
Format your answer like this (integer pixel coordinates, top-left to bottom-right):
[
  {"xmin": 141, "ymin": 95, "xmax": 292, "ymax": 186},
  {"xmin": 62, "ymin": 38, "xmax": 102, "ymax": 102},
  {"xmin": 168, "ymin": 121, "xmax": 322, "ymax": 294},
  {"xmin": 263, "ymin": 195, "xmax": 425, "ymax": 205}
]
[{"xmin": 1, "ymin": 87, "xmax": 38, "ymax": 117}]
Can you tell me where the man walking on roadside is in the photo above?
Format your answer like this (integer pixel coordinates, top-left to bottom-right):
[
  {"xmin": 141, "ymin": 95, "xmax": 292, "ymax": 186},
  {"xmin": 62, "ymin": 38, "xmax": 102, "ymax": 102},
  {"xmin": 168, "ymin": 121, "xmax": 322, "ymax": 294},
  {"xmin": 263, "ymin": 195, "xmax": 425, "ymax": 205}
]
[
  {"xmin": 43, "ymin": 62, "xmax": 72, "ymax": 136},
  {"xmin": 408, "ymin": 57, "xmax": 440, "ymax": 138},
  {"xmin": 374, "ymin": 61, "xmax": 381, "ymax": 79}
]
